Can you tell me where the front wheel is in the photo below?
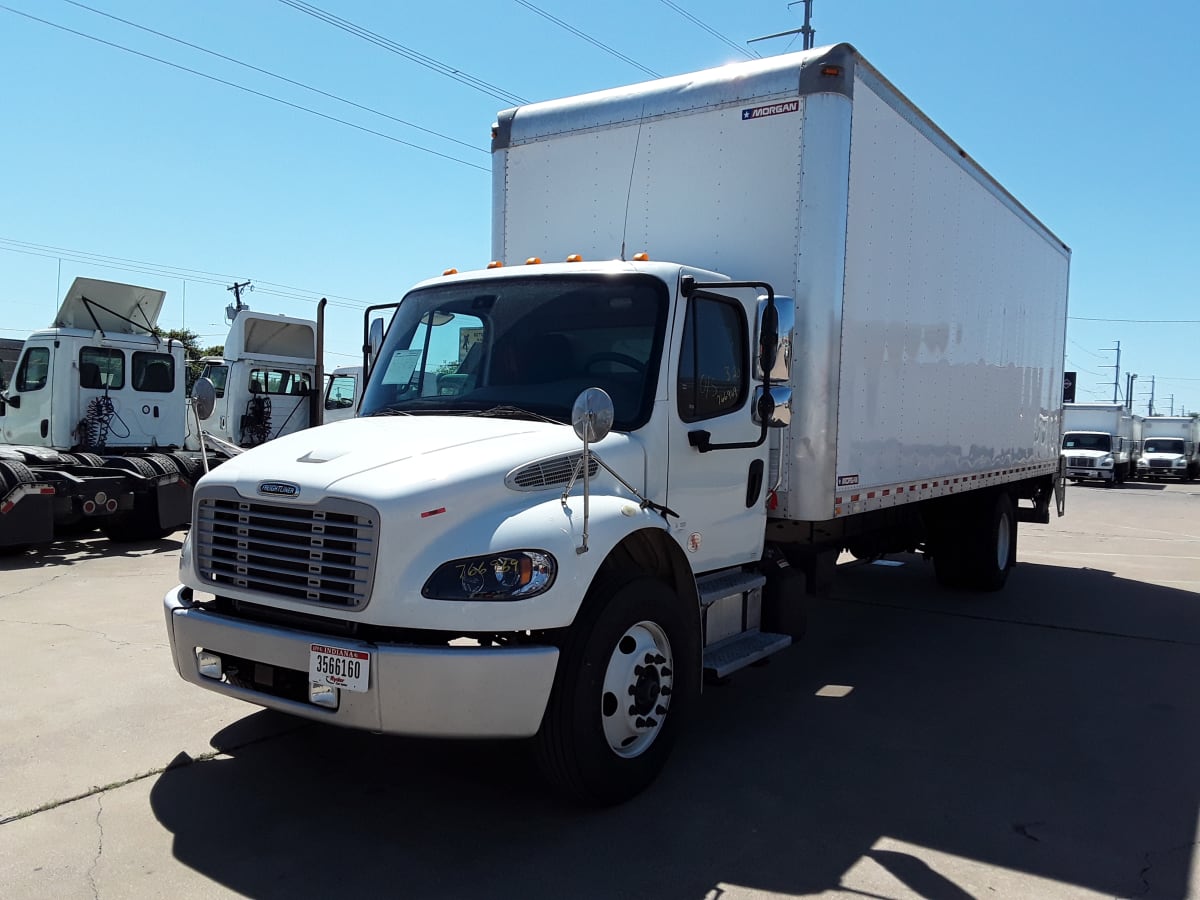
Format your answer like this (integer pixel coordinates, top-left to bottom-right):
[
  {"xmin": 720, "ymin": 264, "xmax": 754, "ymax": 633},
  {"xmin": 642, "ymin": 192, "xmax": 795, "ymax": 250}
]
[{"xmin": 535, "ymin": 575, "xmax": 698, "ymax": 805}]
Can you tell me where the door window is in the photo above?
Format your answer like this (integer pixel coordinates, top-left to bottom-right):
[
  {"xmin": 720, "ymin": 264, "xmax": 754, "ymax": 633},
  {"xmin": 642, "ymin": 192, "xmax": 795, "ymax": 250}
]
[
  {"xmin": 18, "ymin": 347, "xmax": 52, "ymax": 392},
  {"xmin": 677, "ymin": 296, "xmax": 748, "ymax": 422}
]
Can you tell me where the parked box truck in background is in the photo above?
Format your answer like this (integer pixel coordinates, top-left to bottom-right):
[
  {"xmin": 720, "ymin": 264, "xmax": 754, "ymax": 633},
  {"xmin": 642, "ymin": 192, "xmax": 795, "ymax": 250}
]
[
  {"xmin": 1137, "ymin": 416, "xmax": 1200, "ymax": 480},
  {"xmin": 164, "ymin": 44, "xmax": 1070, "ymax": 803},
  {"xmin": 1061, "ymin": 402, "xmax": 1138, "ymax": 486}
]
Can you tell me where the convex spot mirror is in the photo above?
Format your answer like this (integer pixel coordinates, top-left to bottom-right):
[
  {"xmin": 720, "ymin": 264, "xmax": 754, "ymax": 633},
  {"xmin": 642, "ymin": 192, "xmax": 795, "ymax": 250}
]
[
  {"xmin": 191, "ymin": 377, "xmax": 216, "ymax": 421},
  {"xmin": 572, "ymin": 387, "xmax": 614, "ymax": 443}
]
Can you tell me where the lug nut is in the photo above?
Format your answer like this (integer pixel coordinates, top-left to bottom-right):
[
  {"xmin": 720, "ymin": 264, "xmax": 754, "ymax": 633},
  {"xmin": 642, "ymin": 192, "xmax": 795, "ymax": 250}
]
[
  {"xmin": 646, "ymin": 717, "xmax": 658, "ymax": 728},
  {"xmin": 661, "ymin": 667, "xmax": 672, "ymax": 677},
  {"xmin": 634, "ymin": 665, "xmax": 644, "ymax": 676},
  {"xmin": 660, "ymin": 687, "xmax": 672, "ymax": 696},
  {"xmin": 645, "ymin": 653, "xmax": 655, "ymax": 664},
  {"xmin": 654, "ymin": 654, "xmax": 666, "ymax": 664},
  {"xmin": 656, "ymin": 705, "xmax": 666, "ymax": 715}
]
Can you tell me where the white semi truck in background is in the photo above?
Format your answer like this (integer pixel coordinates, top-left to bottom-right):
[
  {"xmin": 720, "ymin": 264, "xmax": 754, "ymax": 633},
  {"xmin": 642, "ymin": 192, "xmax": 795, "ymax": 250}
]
[
  {"xmin": 1137, "ymin": 416, "xmax": 1200, "ymax": 480},
  {"xmin": 164, "ymin": 44, "xmax": 1070, "ymax": 803},
  {"xmin": 1061, "ymin": 402, "xmax": 1140, "ymax": 486},
  {"xmin": 0, "ymin": 278, "xmax": 205, "ymax": 546}
]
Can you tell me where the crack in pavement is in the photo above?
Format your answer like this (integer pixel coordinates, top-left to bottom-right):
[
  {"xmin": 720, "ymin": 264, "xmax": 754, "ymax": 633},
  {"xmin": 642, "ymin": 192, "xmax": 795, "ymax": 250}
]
[
  {"xmin": 1136, "ymin": 840, "xmax": 1200, "ymax": 897},
  {"xmin": 0, "ymin": 571, "xmax": 73, "ymax": 601},
  {"xmin": 87, "ymin": 795, "xmax": 103, "ymax": 900},
  {"xmin": 0, "ymin": 721, "xmax": 310, "ymax": 826},
  {"xmin": 0, "ymin": 617, "xmax": 135, "ymax": 650}
]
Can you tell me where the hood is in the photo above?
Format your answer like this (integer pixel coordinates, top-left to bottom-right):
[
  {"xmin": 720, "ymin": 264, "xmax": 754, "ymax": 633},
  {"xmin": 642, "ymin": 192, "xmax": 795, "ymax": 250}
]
[
  {"xmin": 201, "ymin": 415, "xmax": 641, "ymax": 502},
  {"xmin": 54, "ymin": 277, "xmax": 166, "ymax": 334}
]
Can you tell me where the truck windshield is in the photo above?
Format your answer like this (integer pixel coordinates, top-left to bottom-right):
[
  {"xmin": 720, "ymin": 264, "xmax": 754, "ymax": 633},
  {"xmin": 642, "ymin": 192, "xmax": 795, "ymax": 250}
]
[
  {"xmin": 359, "ymin": 274, "xmax": 669, "ymax": 431},
  {"xmin": 1062, "ymin": 432, "xmax": 1110, "ymax": 452},
  {"xmin": 1144, "ymin": 438, "xmax": 1184, "ymax": 454}
]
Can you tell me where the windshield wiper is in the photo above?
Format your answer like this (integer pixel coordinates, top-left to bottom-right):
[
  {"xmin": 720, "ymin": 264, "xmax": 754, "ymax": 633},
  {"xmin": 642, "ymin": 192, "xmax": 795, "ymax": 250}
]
[
  {"xmin": 471, "ymin": 405, "xmax": 565, "ymax": 425},
  {"xmin": 366, "ymin": 407, "xmax": 414, "ymax": 417}
]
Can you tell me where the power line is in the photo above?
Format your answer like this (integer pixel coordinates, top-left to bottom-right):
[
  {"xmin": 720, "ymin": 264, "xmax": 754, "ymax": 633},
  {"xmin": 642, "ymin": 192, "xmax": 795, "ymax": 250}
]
[
  {"xmin": 1069, "ymin": 316, "xmax": 1200, "ymax": 324},
  {"xmin": 59, "ymin": 0, "xmax": 486, "ymax": 157},
  {"xmin": 657, "ymin": 0, "xmax": 759, "ymax": 60},
  {"xmin": 1067, "ymin": 338, "xmax": 1107, "ymax": 360},
  {"xmin": 512, "ymin": 1, "xmax": 660, "ymax": 78},
  {"xmin": 0, "ymin": 237, "xmax": 381, "ymax": 312},
  {"xmin": 277, "ymin": 0, "xmax": 526, "ymax": 106},
  {"xmin": 0, "ymin": 4, "xmax": 489, "ymax": 173}
]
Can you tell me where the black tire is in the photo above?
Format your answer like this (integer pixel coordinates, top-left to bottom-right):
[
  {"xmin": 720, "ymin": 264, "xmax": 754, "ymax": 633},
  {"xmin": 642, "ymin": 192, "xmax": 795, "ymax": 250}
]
[
  {"xmin": 169, "ymin": 452, "xmax": 203, "ymax": 483},
  {"xmin": 74, "ymin": 452, "xmax": 107, "ymax": 468},
  {"xmin": 0, "ymin": 460, "xmax": 37, "ymax": 489},
  {"xmin": 99, "ymin": 455, "xmax": 171, "ymax": 542},
  {"xmin": 933, "ymin": 491, "xmax": 1016, "ymax": 592},
  {"xmin": 535, "ymin": 575, "xmax": 699, "ymax": 805},
  {"xmin": 142, "ymin": 453, "xmax": 180, "ymax": 477},
  {"xmin": 103, "ymin": 455, "xmax": 158, "ymax": 478}
]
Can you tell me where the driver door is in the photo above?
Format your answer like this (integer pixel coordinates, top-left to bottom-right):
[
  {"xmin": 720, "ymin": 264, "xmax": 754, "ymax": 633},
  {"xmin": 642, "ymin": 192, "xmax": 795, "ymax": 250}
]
[
  {"xmin": 2, "ymin": 343, "xmax": 54, "ymax": 446},
  {"xmin": 666, "ymin": 289, "xmax": 769, "ymax": 573}
]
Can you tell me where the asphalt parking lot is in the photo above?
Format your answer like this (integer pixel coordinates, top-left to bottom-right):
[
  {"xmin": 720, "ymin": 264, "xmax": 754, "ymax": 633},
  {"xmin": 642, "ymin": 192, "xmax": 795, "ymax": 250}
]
[{"xmin": 2, "ymin": 479, "xmax": 1199, "ymax": 899}]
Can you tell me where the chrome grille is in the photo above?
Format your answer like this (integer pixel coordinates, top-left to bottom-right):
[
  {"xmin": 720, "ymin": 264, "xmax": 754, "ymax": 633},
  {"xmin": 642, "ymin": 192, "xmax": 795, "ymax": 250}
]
[
  {"xmin": 195, "ymin": 490, "xmax": 377, "ymax": 608},
  {"xmin": 1149, "ymin": 459, "xmax": 1172, "ymax": 469},
  {"xmin": 507, "ymin": 453, "xmax": 599, "ymax": 491},
  {"xmin": 1065, "ymin": 456, "xmax": 1094, "ymax": 468}
]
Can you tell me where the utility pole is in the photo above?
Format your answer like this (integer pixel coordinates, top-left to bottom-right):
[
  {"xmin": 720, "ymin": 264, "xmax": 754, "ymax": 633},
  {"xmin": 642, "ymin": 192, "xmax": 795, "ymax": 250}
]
[
  {"xmin": 226, "ymin": 280, "xmax": 253, "ymax": 323},
  {"xmin": 749, "ymin": 0, "xmax": 816, "ymax": 51},
  {"xmin": 1100, "ymin": 341, "xmax": 1121, "ymax": 403},
  {"xmin": 1169, "ymin": 394, "xmax": 1175, "ymax": 416},
  {"xmin": 1125, "ymin": 373, "xmax": 1137, "ymax": 409},
  {"xmin": 1148, "ymin": 375, "xmax": 1156, "ymax": 416}
]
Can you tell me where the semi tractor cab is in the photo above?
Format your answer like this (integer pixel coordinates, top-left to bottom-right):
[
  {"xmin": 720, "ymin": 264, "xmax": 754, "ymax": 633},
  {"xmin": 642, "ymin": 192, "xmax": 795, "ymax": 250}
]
[{"xmin": 0, "ymin": 278, "xmax": 203, "ymax": 546}]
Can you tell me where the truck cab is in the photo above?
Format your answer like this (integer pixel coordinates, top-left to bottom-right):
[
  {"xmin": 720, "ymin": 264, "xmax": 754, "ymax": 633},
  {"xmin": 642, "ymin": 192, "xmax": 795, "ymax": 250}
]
[
  {"xmin": 1061, "ymin": 431, "xmax": 1123, "ymax": 486},
  {"xmin": 187, "ymin": 311, "xmax": 319, "ymax": 448},
  {"xmin": 322, "ymin": 365, "xmax": 363, "ymax": 424}
]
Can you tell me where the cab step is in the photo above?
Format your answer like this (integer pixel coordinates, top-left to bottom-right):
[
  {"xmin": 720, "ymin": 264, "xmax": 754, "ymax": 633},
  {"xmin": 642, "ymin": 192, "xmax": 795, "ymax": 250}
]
[{"xmin": 703, "ymin": 629, "xmax": 792, "ymax": 679}]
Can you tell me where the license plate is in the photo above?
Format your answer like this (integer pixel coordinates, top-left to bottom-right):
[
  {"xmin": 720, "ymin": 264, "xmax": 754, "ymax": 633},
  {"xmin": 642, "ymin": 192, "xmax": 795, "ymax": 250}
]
[{"xmin": 309, "ymin": 643, "xmax": 370, "ymax": 693}]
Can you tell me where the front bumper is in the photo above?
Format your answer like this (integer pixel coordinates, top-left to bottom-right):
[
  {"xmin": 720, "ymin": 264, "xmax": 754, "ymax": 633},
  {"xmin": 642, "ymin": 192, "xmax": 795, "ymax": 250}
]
[
  {"xmin": 1064, "ymin": 466, "xmax": 1114, "ymax": 481},
  {"xmin": 164, "ymin": 586, "xmax": 559, "ymax": 738}
]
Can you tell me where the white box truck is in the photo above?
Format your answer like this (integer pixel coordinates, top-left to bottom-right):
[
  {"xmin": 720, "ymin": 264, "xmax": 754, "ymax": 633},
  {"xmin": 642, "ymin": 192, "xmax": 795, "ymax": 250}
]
[
  {"xmin": 1061, "ymin": 402, "xmax": 1137, "ymax": 486},
  {"xmin": 163, "ymin": 44, "xmax": 1070, "ymax": 803},
  {"xmin": 1137, "ymin": 416, "xmax": 1200, "ymax": 480}
]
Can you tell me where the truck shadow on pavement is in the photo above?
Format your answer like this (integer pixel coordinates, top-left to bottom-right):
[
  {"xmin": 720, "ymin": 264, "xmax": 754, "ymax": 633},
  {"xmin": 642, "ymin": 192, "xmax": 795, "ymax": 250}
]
[
  {"xmin": 149, "ymin": 558, "xmax": 1200, "ymax": 899},
  {"xmin": 0, "ymin": 532, "xmax": 183, "ymax": 569}
]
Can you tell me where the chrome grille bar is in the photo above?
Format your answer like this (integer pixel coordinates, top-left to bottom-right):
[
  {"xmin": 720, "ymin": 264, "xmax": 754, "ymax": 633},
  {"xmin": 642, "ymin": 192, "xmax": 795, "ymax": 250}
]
[{"xmin": 194, "ymin": 490, "xmax": 379, "ymax": 609}]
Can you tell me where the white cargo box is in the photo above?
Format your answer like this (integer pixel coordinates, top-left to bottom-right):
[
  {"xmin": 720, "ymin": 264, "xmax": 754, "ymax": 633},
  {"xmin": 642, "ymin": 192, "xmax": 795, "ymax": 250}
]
[{"xmin": 494, "ymin": 43, "xmax": 1070, "ymax": 523}]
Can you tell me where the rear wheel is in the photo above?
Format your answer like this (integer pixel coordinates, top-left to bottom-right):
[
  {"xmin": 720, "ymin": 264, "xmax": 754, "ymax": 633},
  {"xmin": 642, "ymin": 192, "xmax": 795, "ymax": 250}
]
[
  {"xmin": 535, "ymin": 575, "xmax": 698, "ymax": 805},
  {"xmin": 933, "ymin": 491, "xmax": 1016, "ymax": 592},
  {"xmin": 99, "ymin": 455, "xmax": 172, "ymax": 542}
]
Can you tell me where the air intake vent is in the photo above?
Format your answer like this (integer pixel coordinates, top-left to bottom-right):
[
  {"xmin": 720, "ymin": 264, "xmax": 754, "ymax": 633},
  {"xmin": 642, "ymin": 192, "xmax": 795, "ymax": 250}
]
[
  {"xmin": 506, "ymin": 453, "xmax": 600, "ymax": 491},
  {"xmin": 194, "ymin": 488, "xmax": 378, "ymax": 609}
]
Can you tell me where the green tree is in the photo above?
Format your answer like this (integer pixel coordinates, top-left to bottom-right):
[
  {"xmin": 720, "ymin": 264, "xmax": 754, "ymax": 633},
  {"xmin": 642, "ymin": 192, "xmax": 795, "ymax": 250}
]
[{"xmin": 161, "ymin": 329, "xmax": 223, "ymax": 392}]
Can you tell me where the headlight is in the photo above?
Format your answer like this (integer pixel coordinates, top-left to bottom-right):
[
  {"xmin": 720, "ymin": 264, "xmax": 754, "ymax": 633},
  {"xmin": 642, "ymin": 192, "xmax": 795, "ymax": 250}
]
[
  {"xmin": 1100, "ymin": 455, "xmax": 1114, "ymax": 467},
  {"xmin": 1174, "ymin": 459, "xmax": 1186, "ymax": 467},
  {"xmin": 422, "ymin": 550, "xmax": 557, "ymax": 601}
]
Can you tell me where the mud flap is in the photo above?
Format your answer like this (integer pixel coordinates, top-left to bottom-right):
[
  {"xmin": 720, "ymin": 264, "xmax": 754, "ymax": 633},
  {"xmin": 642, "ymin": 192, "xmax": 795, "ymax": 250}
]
[
  {"xmin": 155, "ymin": 477, "xmax": 192, "ymax": 530},
  {"xmin": 0, "ymin": 490, "xmax": 55, "ymax": 547}
]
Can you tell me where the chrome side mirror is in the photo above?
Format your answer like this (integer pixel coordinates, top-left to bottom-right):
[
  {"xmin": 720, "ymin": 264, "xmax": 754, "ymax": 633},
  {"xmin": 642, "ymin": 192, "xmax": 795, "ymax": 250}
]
[{"xmin": 191, "ymin": 377, "xmax": 216, "ymax": 421}]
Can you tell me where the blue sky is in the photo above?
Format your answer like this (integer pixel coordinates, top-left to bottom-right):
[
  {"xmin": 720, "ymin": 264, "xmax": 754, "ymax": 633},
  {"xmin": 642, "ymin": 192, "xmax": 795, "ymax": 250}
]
[{"xmin": 1, "ymin": 1, "xmax": 1197, "ymax": 413}]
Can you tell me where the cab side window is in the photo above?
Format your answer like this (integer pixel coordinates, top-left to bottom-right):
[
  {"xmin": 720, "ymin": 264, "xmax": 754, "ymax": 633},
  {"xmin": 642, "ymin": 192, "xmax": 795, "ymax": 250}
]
[
  {"xmin": 80, "ymin": 347, "xmax": 124, "ymax": 390},
  {"xmin": 18, "ymin": 347, "xmax": 52, "ymax": 392},
  {"xmin": 132, "ymin": 352, "xmax": 175, "ymax": 393},
  {"xmin": 677, "ymin": 296, "xmax": 748, "ymax": 422}
]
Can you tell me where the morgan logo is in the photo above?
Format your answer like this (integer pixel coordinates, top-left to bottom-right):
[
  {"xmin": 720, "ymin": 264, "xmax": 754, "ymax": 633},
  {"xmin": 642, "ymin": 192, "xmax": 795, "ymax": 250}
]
[
  {"xmin": 258, "ymin": 481, "xmax": 300, "ymax": 497},
  {"xmin": 742, "ymin": 100, "xmax": 800, "ymax": 121},
  {"xmin": 836, "ymin": 474, "xmax": 860, "ymax": 488}
]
